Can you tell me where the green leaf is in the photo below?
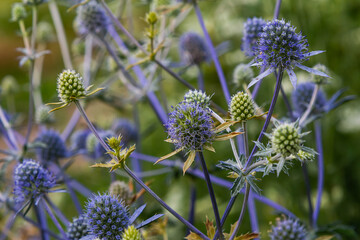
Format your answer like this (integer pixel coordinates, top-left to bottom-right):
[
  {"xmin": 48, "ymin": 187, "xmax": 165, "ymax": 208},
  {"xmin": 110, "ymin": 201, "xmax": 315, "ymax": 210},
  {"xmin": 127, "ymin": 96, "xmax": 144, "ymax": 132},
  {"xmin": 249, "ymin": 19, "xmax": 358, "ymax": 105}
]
[{"xmin": 230, "ymin": 176, "xmax": 246, "ymax": 197}]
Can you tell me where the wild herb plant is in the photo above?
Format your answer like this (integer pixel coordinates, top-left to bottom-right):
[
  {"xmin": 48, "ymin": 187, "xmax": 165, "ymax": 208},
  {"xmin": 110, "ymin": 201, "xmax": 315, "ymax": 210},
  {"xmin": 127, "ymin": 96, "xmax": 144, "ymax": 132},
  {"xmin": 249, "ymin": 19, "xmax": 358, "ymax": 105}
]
[{"xmin": 0, "ymin": 0, "xmax": 357, "ymax": 239}]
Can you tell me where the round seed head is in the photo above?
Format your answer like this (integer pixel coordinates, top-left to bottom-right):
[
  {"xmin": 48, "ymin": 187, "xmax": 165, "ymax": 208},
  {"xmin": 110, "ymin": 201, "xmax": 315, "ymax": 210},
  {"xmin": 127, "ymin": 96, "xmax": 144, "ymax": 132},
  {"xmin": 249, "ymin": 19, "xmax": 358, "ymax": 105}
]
[
  {"xmin": 35, "ymin": 105, "xmax": 55, "ymax": 124},
  {"xmin": 179, "ymin": 32, "xmax": 209, "ymax": 65},
  {"xmin": 184, "ymin": 90, "xmax": 211, "ymax": 108},
  {"xmin": 57, "ymin": 69, "xmax": 86, "ymax": 104},
  {"xmin": 232, "ymin": 64, "xmax": 254, "ymax": 87},
  {"xmin": 229, "ymin": 91, "xmax": 255, "ymax": 122},
  {"xmin": 241, "ymin": 17, "xmax": 266, "ymax": 57},
  {"xmin": 37, "ymin": 21, "xmax": 55, "ymax": 43},
  {"xmin": 35, "ymin": 129, "xmax": 68, "ymax": 162},
  {"xmin": 122, "ymin": 225, "xmax": 142, "ymax": 240},
  {"xmin": 256, "ymin": 19, "xmax": 309, "ymax": 69},
  {"xmin": 13, "ymin": 159, "xmax": 55, "ymax": 203},
  {"xmin": 311, "ymin": 64, "xmax": 329, "ymax": 85},
  {"xmin": 269, "ymin": 217, "xmax": 307, "ymax": 240},
  {"xmin": 85, "ymin": 193, "xmax": 130, "ymax": 240},
  {"xmin": 291, "ymin": 82, "xmax": 327, "ymax": 116},
  {"xmin": 109, "ymin": 181, "xmax": 133, "ymax": 206},
  {"xmin": 75, "ymin": 1, "xmax": 111, "ymax": 36},
  {"xmin": 11, "ymin": 3, "xmax": 27, "ymax": 22},
  {"xmin": 271, "ymin": 123, "xmax": 301, "ymax": 157},
  {"xmin": 166, "ymin": 101, "xmax": 215, "ymax": 150},
  {"xmin": 67, "ymin": 215, "xmax": 91, "ymax": 240}
]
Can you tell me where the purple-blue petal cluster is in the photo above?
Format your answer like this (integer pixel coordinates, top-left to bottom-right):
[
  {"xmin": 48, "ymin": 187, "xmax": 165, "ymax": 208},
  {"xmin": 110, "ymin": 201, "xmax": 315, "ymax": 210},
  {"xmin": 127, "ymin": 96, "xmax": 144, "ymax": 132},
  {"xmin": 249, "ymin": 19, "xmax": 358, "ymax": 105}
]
[
  {"xmin": 179, "ymin": 32, "xmax": 209, "ymax": 65},
  {"xmin": 35, "ymin": 129, "xmax": 68, "ymax": 162},
  {"xmin": 67, "ymin": 214, "xmax": 91, "ymax": 240},
  {"xmin": 269, "ymin": 217, "xmax": 307, "ymax": 240},
  {"xmin": 71, "ymin": 129, "xmax": 91, "ymax": 152},
  {"xmin": 85, "ymin": 193, "xmax": 130, "ymax": 240},
  {"xmin": 256, "ymin": 19, "xmax": 309, "ymax": 69},
  {"xmin": 13, "ymin": 159, "xmax": 55, "ymax": 203},
  {"xmin": 241, "ymin": 17, "xmax": 266, "ymax": 57},
  {"xmin": 166, "ymin": 101, "xmax": 214, "ymax": 150},
  {"xmin": 292, "ymin": 82, "xmax": 327, "ymax": 116}
]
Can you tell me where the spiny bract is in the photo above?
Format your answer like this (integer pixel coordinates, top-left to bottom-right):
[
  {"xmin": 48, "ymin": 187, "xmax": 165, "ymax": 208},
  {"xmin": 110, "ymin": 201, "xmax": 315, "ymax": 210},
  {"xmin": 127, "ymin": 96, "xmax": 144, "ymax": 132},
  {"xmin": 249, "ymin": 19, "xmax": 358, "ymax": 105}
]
[
  {"xmin": 269, "ymin": 217, "xmax": 307, "ymax": 240},
  {"xmin": 13, "ymin": 159, "xmax": 55, "ymax": 203},
  {"xmin": 271, "ymin": 123, "xmax": 301, "ymax": 157},
  {"xmin": 229, "ymin": 91, "xmax": 255, "ymax": 122},
  {"xmin": 85, "ymin": 193, "xmax": 130, "ymax": 240},
  {"xmin": 166, "ymin": 101, "xmax": 214, "ymax": 150},
  {"xmin": 57, "ymin": 69, "xmax": 86, "ymax": 104}
]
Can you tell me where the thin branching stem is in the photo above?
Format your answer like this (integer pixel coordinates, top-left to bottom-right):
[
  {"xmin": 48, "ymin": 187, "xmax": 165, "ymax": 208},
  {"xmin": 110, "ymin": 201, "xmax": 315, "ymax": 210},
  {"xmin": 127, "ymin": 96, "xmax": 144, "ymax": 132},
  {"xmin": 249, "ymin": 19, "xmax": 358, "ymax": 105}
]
[
  {"xmin": 313, "ymin": 120, "xmax": 324, "ymax": 227},
  {"xmin": 42, "ymin": 199, "xmax": 67, "ymax": 239},
  {"xmin": 300, "ymin": 84, "xmax": 319, "ymax": 126}
]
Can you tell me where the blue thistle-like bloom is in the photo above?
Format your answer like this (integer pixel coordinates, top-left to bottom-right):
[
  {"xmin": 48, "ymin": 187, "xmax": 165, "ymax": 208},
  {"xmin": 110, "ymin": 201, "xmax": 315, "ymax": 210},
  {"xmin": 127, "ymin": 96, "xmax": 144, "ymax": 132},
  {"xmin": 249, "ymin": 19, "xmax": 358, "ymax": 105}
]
[
  {"xmin": 249, "ymin": 19, "xmax": 329, "ymax": 88},
  {"xmin": 292, "ymin": 82, "xmax": 327, "ymax": 117},
  {"xmin": 241, "ymin": 17, "xmax": 266, "ymax": 57},
  {"xmin": 111, "ymin": 119, "xmax": 138, "ymax": 146},
  {"xmin": 13, "ymin": 159, "xmax": 55, "ymax": 204},
  {"xmin": 269, "ymin": 217, "xmax": 307, "ymax": 240},
  {"xmin": 75, "ymin": 1, "xmax": 111, "ymax": 37},
  {"xmin": 71, "ymin": 129, "xmax": 91, "ymax": 151},
  {"xmin": 166, "ymin": 101, "xmax": 215, "ymax": 150},
  {"xmin": 184, "ymin": 89, "xmax": 211, "ymax": 108},
  {"xmin": 85, "ymin": 193, "xmax": 130, "ymax": 240},
  {"xmin": 67, "ymin": 215, "xmax": 91, "ymax": 240},
  {"xmin": 179, "ymin": 32, "xmax": 209, "ymax": 65},
  {"xmin": 35, "ymin": 129, "xmax": 68, "ymax": 162}
]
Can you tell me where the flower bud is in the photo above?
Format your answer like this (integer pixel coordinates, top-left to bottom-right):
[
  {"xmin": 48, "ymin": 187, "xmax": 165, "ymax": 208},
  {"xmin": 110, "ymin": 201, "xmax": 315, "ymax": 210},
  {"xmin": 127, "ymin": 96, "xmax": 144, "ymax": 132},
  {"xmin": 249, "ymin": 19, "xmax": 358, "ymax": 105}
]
[
  {"xmin": 271, "ymin": 123, "xmax": 301, "ymax": 157},
  {"xmin": 184, "ymin": 90, "xmax": 211, "ymax": 108},
  {"xmin": 122, "ymin": 225, "xmax": 142, "ymax": 240},
  {"xmin": 109, "ymin": 181, "xmax": 134, "ymax": 205},
  {"xmin": 11, "ymin": 3, "xmax": 27, "ymax": 22},
  {"xmin": 229, "ymin": 91, "xmax": 255, "ymax": 122},
  {"xmin": 57, "ymin": 69, "xmax": 86, "ymax": 104}
]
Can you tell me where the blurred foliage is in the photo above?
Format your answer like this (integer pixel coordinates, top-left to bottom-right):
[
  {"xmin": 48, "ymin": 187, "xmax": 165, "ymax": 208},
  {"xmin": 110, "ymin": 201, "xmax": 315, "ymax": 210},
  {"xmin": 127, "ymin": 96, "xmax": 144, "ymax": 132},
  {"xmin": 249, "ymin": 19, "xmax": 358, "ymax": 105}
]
[{"xmin": 0, "ymin": 0, "xmax": 359, "ymax": 239}]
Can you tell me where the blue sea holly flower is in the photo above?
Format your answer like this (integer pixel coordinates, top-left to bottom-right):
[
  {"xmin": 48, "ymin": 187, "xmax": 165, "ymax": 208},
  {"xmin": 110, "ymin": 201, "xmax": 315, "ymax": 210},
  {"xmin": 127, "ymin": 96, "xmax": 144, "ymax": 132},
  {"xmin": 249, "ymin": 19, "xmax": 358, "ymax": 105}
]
[
  {"xmin": 241, "ymin": 17, "xmax": 266, "ymax": 57},
  {"xmin": 34, "ymin": 129, "xmax": 68, "ymax": 162},
  {"xmin": 13, "ymin": 159, "xmax": 56, "ymax": 204},
  {"xmin": 67, "ymin": 214, "xmax": 91, "ymax": 240},
  {"xmin": 85, "ymin": 193, "xmax": 130, "ymax": 240},
  {"xmin": 268, "ymin": 216, "xmax": 307, "ymax": 240},
  {"xmin": 249, "ymin": 19, "xmax": 329, "ymax": 88},
  {"xmin": 179, "ymin": 32, "xmax": 209, "ymax": 65}
]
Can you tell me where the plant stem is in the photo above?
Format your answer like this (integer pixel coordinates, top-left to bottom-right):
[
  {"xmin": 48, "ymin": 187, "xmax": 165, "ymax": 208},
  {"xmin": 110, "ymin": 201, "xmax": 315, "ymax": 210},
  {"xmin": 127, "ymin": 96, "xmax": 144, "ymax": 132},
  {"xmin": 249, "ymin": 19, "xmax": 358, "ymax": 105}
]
[
  {"xmin": 273, "ymin": 0, "xmax": 283, "ymax": 19},
  {"xmin": 248, "ymin": 190, "xmax": 259, "ymax": 234},
  {"xmin": 300, "ymin": 84, "xmax": 319, "ymax": 126},
  {"xmin": 34, "ymin": 204, "xmax": 50, "ymax": 240},
  {"xmin": 302, "ymin": 163, "xmax": 314, "ymax": 226},
  {"xmin": 193, "ymin": 0, "xmax": 231, "ymax": 102},
  {"xmin": 198, "ymin": 152, "xmax": 223, "ymax": 240},
  {"xmin": 188, "ymin": 184, "xmax": 196, "ymax": 226},
  {"xmin": 49, "ymin": 0, "xmax": 73, "ymax": 69},
  {"xmin": 0, "ymin": 106, "xmax": 19, "ymax": 150},
  {"xmin": 280, "ymin": 85, "xmax": 294, "ymax": 119},
  {"xmin": 44, "ymin": 196, "xmax": 69, "ymax": 226},
  {"xmin": 213, "ymin": 195, "xmax": 237, "ymax": 240},
  {"xmin": 229, "ymin": 183, "xmax": 251, "ymax": 240},
  {"xmin": 42, "ymin": 199, "xmax": 67, "ymax": 239},
  {"xmin": 313, "ymin": 120, "xmax": 324, "ymax": 227},
  {"xmin": 197, "ymin": 64, "xmax": 205, "ymax": 91}
]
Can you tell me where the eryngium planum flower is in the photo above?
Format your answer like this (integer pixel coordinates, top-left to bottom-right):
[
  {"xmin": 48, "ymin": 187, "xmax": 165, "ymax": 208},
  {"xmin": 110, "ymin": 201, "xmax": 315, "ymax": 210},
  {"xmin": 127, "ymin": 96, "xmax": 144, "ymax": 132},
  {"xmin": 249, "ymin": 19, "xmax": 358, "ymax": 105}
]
[
  {"xmin": 71, "ymin": 129, "xmax": 91, "ymax": 152},
  {"xmin": 57, "ymin": 69, "xmax": 86, "ymax": 104},
  {"xmin": 85, "ymin": 193, "xmax": 130, "ymax": 240},
  {"xmin": 292, "ymin": 82, "xmax": 327, "ymax": 117},
  {"xmin": 229, "ymin": 91, "xmax": 255, "ymax": 122},
  {"xmin": 184, "ymin": 89, "xmax": 211, "ymax": 108},
  {"xmin": 121, "ymin": 225, "xmax": 142, "ymax": 240},
  {"xmin": 241, "ymin": 17, "xmax": 266, "ymax": 57},
  {"xmin": 179, "ymin": 32, "xmax": 209, "ymax": 65},
  {"xmin": 35, "ymin": 129, "xmax": 68, "ymax": 162},
  {"xmin": 166, "ymin": 101, "xmax": 214, "ymax": 150},
  {"xmin": 268, "ymin": 217, "xmax": 307, "ymax": 240},
  {"xmin": 13, "ymin": 159, "xmax": 55, "ymax": 203},
  {"xmin": 109, "ymin": 181, "xmax": 133, "ymax": 205},
  {"xmin": 75, "ymin": 1, "xmax": 111, "ymax": 37},
  {"xmin": 67, "ymin": 215, "xmax": 91, "ymax": 240},
  {"xmin": 271, "ymin": 122, "xmax": 301, "ymax": 157}
]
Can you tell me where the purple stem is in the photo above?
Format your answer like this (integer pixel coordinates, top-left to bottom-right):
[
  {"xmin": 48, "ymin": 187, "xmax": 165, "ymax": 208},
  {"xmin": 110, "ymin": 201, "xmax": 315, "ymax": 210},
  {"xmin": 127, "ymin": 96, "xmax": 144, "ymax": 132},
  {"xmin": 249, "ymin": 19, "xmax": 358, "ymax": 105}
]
[
  {"xmin": 42, "ymin": 199, "xmax": 67, "ymax": 239},
  {"xmin": 61, "ymin": 111, "xmax": 81, "ymax": 141},
  {"xmin": 213, "ymin": 195, "xmax": 237, "ymax": 240},
  {"xmin": 34, "ymin": 203, "xmax": 50, "ymax": 240},
  {"xmin": 302, "ymin": 162, "xmax": 313, "ymax": 226},
  {"xmin": 68, "ymin": 178, "xmax": 93, "ymax": 198},
  {"xmin": 273, "ymin": 0, "xmax": 283, "ymax": 19},
  {"xmin": 248, "ymin": 190, "xmax": 259, "ymax": 233},
  {"xmin": 197, "ymin": 64, "xmax": 205, "ymax": 91},
  {"xmin": 44, "ymin": 196, "xmax": 69, "ymax": 226},
  {"xmin": 188, "ymin": 184, "xmax": 196, "ymax": 226},
  {"xmin": 198, "ymin": 152, "xmax": 223, "ymax": 240},
  {"xmin": 0, "ymin": 213, "xmax": 16, "ymax": 240},
  {"xmin": 193, "ymin": 0, "xmax": 231, "ymax": 102},
  {"xmin": 313, "ymin": 120, "xmax": 324, "ymax": 227}
]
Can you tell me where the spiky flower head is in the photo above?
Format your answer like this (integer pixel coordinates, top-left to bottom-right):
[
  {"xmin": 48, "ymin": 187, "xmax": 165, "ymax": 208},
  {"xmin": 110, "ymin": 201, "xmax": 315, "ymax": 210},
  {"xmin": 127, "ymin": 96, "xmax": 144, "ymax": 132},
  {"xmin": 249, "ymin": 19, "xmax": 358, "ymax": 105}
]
[
  {"xmin": 166, "ymin": 101, "xmax": 215, "ymax": 150},
  {"xmin": 37, "ymin": 21, "xmax": 55, "ymax": 43},
  {"xmin": 67, "ymin": 215, "xmax": 91, "ymax": 240},
  {"xmin": 13, "ymin": 159, "xmax": 55, "ymax": 203},
  {"xmin": 184, "ymin": 90, "xmax": 211, "ymax": 108},
  {"xmin": 35, "ymin": 105, "xmax": 55, "ymax": 124},
  {"xmin": 241, "ymin": 17, "xmax": 266, "ymax": 57},
  {"xmin": 76, "ymin": 1, "xmax": 111, "ymax": 36},
  {"xmin": 22, "ymin": 0, "xmax": 47, "ymax": 6},
  {"xmin": 11, "ymin": 3, "xmax": 27, "ymax": 22},
  {"xmin": 111, "ymin": 119, "xmax": 138, "ymax": 146},
  {"xmin": 57, "ymin": 69, "xmax": 86, "ymax": 104},
  {"xmin": 232, "ymin": 64, "xmax": 254, "ymax": 87},
  {"xmin": 179, "ymin": 32, "xmax": 209, "ymax": 65},
  {"xmin": 292, "ymin": 82, "xmax": 327, "ymax": 116},
  {"xmin": 256, "ymin": 19, "xmax": 308, "ymax": 69},
  {"xmin": 271, "ymin": 122, "xmax": 301, "ymax": 157},
  {"xmin": 229, "ymin": 91, "xmax": 255, "ymax": 122},
  {"xmin": 122, "ymin": 225, "xmax": 142, "ymax": 240},
  {"xmin": 35, "ymin": 129, "xmax": 68, "ymax": 162},
  {"xmin": 1, "ymin": 75, "xmax": 18, "ymax": 95},
  {"xmin": 269, "ymin": 216, "xmax": 307, "ymax": 240},
  {"xmin": 71, "ymin": 129, "xmax": 91, "ymax": 151},
  {"xmin": 109, "ymin": 181, "xmax": 133, "ymax": 205},
  {"xmin": 311, "ymin": 64, "xmax": 329, "ymax": 85},
  {"xmin": 85, "ymin": 193, "xmax": 130, "ymax": 240}
]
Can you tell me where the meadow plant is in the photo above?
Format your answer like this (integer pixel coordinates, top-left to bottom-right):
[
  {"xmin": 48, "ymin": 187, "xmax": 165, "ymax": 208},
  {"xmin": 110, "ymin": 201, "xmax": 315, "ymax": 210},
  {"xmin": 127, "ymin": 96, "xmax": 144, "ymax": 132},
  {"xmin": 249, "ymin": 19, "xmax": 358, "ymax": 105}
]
[{"xmin": 0, "ymin": 0, "xmax": 357, "ymax": 239}]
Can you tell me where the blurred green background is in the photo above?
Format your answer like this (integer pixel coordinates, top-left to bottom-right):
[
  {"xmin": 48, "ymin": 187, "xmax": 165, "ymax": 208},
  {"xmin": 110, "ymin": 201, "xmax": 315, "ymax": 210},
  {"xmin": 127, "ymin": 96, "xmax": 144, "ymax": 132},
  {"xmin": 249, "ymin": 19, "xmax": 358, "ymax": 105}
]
[{"xmin": 0, "ymin": 0, "xmax": 359, "ymax": 239}]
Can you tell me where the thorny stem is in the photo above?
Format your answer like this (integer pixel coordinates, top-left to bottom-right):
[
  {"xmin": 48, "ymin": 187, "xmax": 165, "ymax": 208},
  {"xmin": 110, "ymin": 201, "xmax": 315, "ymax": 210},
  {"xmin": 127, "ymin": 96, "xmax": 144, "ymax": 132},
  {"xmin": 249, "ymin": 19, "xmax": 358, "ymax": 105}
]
[
  {"xmin": 75, "ymin": 100, "xmax": 209, "ymax": 239},
  {"xmin": 313, "ymin": 120, "xmax": 324, "ymax": 227},
  {"xmin": 49, "ymin": 0, "xmax": 73, "ymax": 69},
  {"xmin": 198, "ymin": 151, "xmax": 224, "ymax": 240},
  {"xmin": 229, "ymin": 183, "xmax": 251, "ymax": 240},
  {"xmin": 193, "ymin": 0, "xmax": 231, "ymax": 102},
  {"xmin": 299, "ymin": 84, "xmax": 319, "ymax": 126}
]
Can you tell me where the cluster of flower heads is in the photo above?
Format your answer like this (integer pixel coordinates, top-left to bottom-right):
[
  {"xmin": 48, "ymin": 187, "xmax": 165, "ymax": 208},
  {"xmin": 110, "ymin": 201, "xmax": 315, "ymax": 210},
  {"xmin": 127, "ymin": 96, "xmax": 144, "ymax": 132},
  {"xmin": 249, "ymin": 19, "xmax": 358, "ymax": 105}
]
[
  {"xmin": 34, "ymin": 129, "xmax": 68, "ymax": 162},
  {"xmin": 268, "ymin": 216, "xmax": 307, "ymax": 240},
  {"xmin": 241, "ymin": 17, "xmax": 266, "ymax": 57},
  {"xmin": 67, "ymin": 214, "xmax": 91, "ymax": 240},
  {"xmin": 13, "ymin": 159, "xmax": 55, "ymax": 204},
  {"xmin": 179, "ymin": 32, "xmax": 209, "ymax": 65}
]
